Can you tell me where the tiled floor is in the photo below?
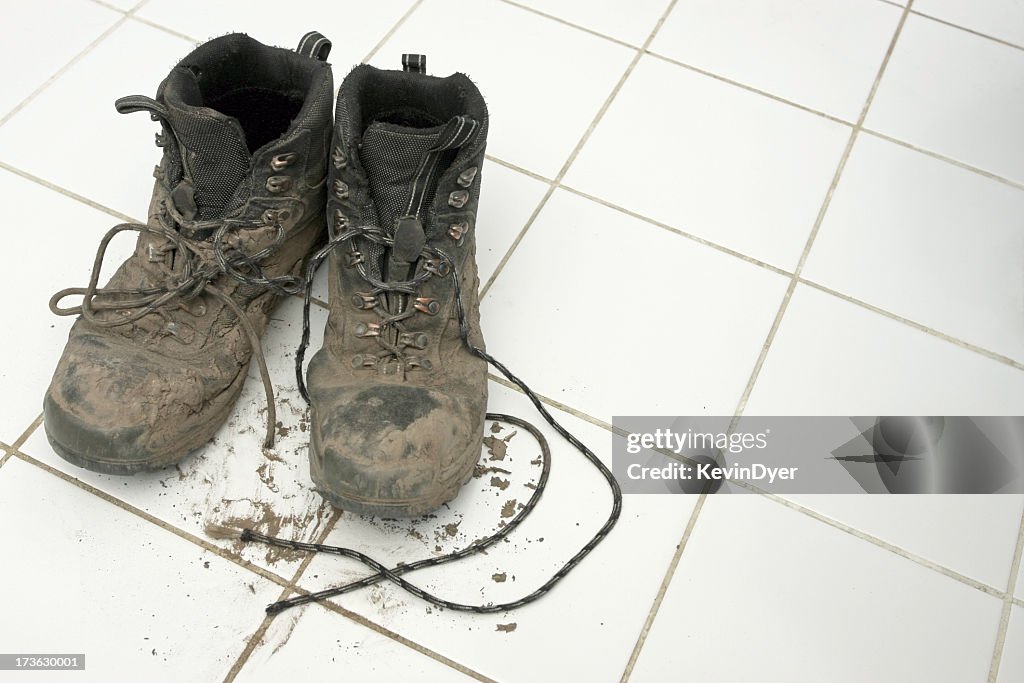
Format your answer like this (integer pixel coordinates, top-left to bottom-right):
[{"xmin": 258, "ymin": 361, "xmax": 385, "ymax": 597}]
[{"xmin": 1, "ymin": 1, "xmax": 1022, "ymax": 682}]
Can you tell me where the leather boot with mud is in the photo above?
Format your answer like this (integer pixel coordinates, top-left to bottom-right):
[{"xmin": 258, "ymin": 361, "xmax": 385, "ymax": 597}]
[
  {"xmin": 44, "ymin": 32, "xmax": 334, "ymax": 474},
  {"xmin": 303, "ymin": 55, "xmax": 488, "ymax": 516}
]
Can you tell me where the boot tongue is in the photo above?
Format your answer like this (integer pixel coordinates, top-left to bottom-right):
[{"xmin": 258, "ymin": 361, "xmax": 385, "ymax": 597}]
[
  {"xmin": 161, "ymin": 68, "xmax": 252, "ymax": 221},
  {"xmin": 359, "ymin": 120, "xmax": 448, "ymax": 236}
]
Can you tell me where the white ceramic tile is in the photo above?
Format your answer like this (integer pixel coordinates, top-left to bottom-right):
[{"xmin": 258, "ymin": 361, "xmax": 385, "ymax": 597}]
[
  {"xmin": 508, "ymin": 0, "xmax": 667, "ymax": 45},
  {"xmin": 630, "ymin": 495, "xmax": 1003, "ymax": 683},
  {"xmin": 482, "ymin": 189, "xmax": 788, "ymax": 420},
  {"xmin": 137, "ymin": 0, "xmax": 414, "ymax": 65},
  {"xmin": 866, "ymin": 14, "xmax": 1024, "ymax": 183},
  {"xmin": 102, "ymin": 0, "xmax": 138, "ymax": 10},
  {"xmin": 295, "ymin": 381, "xmax": 697, "ymax": 682},
  {"xmin": 21, "ymin": 296, "xmax": 334, "ymax": 579},
  {"xmin": 237, "ymin": 604, "xmax": 475, "ymax": 682},
  {"xmin": 0, "ymin": 21, "xmax": 193, "ymax": 219},
  {"xmin": 804, "ymin": 134, "xmax": 1024, "ymax": 363},
  {"xmin": 0, "ymin": 457, "xmax": 281, "ymax": 681},
  {"xmin": 473, "ymin": 161, "xmax": 549, "ymax": 285},
  {"xmin": 564, "ymin": 56, "xmax": 850, "ymax": 270},
  {"xmin": 0, "ymin": 171, "xmax": 136, "ymax": 444},
  {"xmin": 781, "ymin": 495, "xmax": 1024, "ymax": 589},
  {"xmin": 1000, "ymin": 605, "xmax": 1024, "ymax": 682},
  {"xmin": 650, "ymin": 0, "xmax": 902, "ymax": 120},
  {"xmin": 371, "ymin": 0, "xmax": 636, "ymax": 178},
  {"xmin": 0, "ymin": 0, "xmax": 120, "ymax": 119},
  {"xmin": 745, "ymin": 285, "xmax": 1024, "ymax": 415},
  {"xmin": 915, "ymin": 0, "xmax": 1024, "ymax": 48}
]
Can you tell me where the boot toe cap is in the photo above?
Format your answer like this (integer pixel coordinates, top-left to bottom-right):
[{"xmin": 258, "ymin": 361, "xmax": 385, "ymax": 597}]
[
  {"xmin": 43, "ymin": 332, "xmax": 226, "ymax": 473},
  {"xmin": 309, "ymin": 382, "xmax": 484, "ymax": 516}
]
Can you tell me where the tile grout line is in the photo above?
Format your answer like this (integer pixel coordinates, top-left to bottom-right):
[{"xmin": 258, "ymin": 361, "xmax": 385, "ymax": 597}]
[
  {"xmin": 619, "ymin": 493, "xmax": 708, "ymax": 682},
  {"xmin": 2, "ymin": 413, "xmax": 47, "ymax": 469},
  {"xmin": 873, "ymin": 0, "xmax": 1024, "ymax": 54},
  {"xmin": 764, "ymin": 492, "xmax": 1008, "ymax": 599},
  {"xmin": 12, "ymin": 413, "xmax": 44, "ymax": 451},
  {"xmin": 731, "ymin": 0, "xmax": 915, "ymax": 420},
  {"xmin": 479, "ymin": 0, "xmax": 679, "ymax": 299},
  {"xmin": 11, "ymin": 448, "xmax": 296, "ymax": 589},
  {"xmin": 280, "ymin": 591, "xmax": 499, "ymax": 683},
  {"xmin": 987, "ymin": 505, "xmax": 1024, "ymax": 682},
  {"xmin": 495, "ymin": 0, "xmax": 638, "ymax": 50},
  {"xmin": 559, "ymin": 184, "xmax": 794, "ymax": 278},
  {"xmin": 486, "ymin": 372, "xmax": 617, "ymax": 432},
  {"xmin": 128, "ymin": 14, "xmax": 200, "ymax": 44},
  {"xmin": 798, "ymin": 278, "xmax": 1024, "ymax": 371},
  {"xmin": 861, "ymin": 128, "xmax": 1024, "ymax": 192},
  {"xmin": 361, "ymin": 0, "xmax": 426, "ymax": 64},
  {"xmin": 0, "ymin": 0, "xmax": 155, "ymax": 128},
  {"xmin": 222, "ymin": 508, "xmax": 343, "ymax": 683},
  {"xmin": 483, "ymin": 153, "xmax": 555, "ymax": 184},
  {"xmin": 908, "ymin": 8, "xmax": 1024, "ymax": 54},
  {"xmin": 0, "ymin": 162, "xmax": 141, "ymax": 223},
  {"xmin": 644, "ymin": 50, "xmax": 853, "ymax": 126},
  {"xmin": 0, "ymin": 446, "xmax": 13, "ymax": 471}
]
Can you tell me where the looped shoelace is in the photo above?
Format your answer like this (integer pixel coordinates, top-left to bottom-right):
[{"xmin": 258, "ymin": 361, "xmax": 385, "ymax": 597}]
[
  {"xmin": 237, "ymin": 224, "xmax": 625, "ymax": 615},
  {"xmin": 50, "ymin": 200, "xmax": 302, "ymax": 449}
]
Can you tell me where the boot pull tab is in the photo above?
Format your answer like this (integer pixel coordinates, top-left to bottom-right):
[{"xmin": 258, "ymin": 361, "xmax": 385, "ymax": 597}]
[
  {"xmin": 115, "ymin": 95, "xmax": 169, "ymax": 121},
  {"xmin": 391, "ymin": 216, "xmax": 426, "ymax": 265},
  {"xmin": 296, "ymin": 31, "xmax": 332, "ymax": 61},
  {"xmin": 402, "ymin": 54, "xmax": 427, "ymax": 74}
]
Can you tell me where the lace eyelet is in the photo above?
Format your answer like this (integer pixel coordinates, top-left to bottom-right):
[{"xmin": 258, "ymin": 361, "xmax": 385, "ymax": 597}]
[
  {"xmin": 424, "ymin": 259, "xmax": 450, "ymax": 277},
  {"xmin": 407, "ymin": 357, "xmax": 433, "ymax": 371},
  {"xmin": 353, "ymin": 322, "xmax": 380, "ymax": 338},
  {"xmin": 457, "ymin": 166, "xmax": 478, "ymax": 187},
  {"xmin": 334, "ymin": 209, "xmax": 349, "ymax": 230},
  {"xmin": 448, "ymin": 221, "xmax": 469, "ymax": 242},
  {"xmin": 351, "ymin": 293, "xmax": 376, "ymax": 310},
  {"xmin": 344, "ymin": 250, "xmax": 363, "ymax": 268},
  {"xmin": 266, "ymin": 176, "xmax": 292, "ymax": 193},
  {"xmin": 399, "ymin": 332, "xmax": 429, "ymax": 350},
  {"xmin": 351, "ymin": 354, "xmax": 377, "ymax": 368},
  {"xmin": 332, "ymin": 146, "xmax": 348, "ymax": 169},
  {"xmin": 414, "ymin": 297, "xmax": 440, "ymax": 315},
  {"xmin": 262, "ymin": 208, "xmax": 292, "ymax": 225},
  {"xmin": 448, "ymin": 190, "xmax": 469, "ymax": 208},
  {"xmin": 270, "ymin": 152, "xmax": 298, "ymax": 171},
  {"xmin": 333, "ymin": 180, "xmax": 350, "ymax": 200}
]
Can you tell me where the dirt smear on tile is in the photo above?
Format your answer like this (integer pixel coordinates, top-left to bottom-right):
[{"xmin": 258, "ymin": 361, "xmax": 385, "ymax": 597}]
[
  {"xmin": 496, "ymin": 623, "xmax": 517, "ymax": 633},
  {"xmin": 269, "ymin": 612, "xmax": 301, "ymax": 656},
  {"xmin": 214, "ymin": 497, "xmax": 331, "ymax": 565}
]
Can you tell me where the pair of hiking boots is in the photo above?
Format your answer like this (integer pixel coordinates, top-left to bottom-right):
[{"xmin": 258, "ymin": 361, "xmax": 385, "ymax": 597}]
[{"xmin": 44, "ymin": 32, "xmax": 489, "ymax": 517}]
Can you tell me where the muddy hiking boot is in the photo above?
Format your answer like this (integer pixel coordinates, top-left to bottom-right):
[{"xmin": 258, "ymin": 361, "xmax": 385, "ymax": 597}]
[
  {"xmin": 301, "ymin": 55, "xmax": 489, "ymax": 516},
  {"xmin": 44, "ymin": 31, "xmax": 334, "ymax": 475}
]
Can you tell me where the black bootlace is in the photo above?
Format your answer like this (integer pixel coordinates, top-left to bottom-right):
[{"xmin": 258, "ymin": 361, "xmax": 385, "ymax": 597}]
[{"xmin": 239, "ymin": 224, "xmax": 624, "ymax": 614}]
